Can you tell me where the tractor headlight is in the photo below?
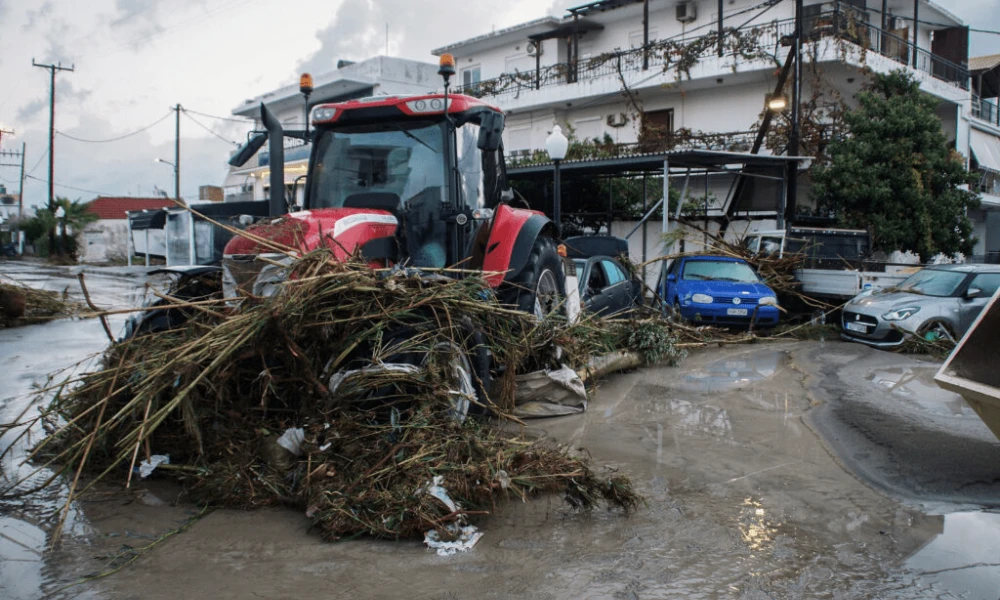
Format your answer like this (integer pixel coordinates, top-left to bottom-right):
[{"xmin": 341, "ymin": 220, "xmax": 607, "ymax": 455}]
[
  {"xmin": 759, "ymin": 296, "xmax": 778, "ymax": 306},
  {"xmin": 882, "ymin": 306, "xmax": 920, "ymax": 321},
  {"xmin": 405, "ymin": 98, "xmax": 452, "ymax": 113},
  {"xmin": 691, "ymin": 293, "xmax": 714, "ymax": 304},
  {"xmin": 312, "ymin": 107, "xmax": 337, "ymax": 122}
]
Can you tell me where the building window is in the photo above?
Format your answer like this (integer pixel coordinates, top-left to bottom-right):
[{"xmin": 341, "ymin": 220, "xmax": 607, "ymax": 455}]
[
  {"xmin": 573, "ymin": 117, "xmax": 603, "ymax": 142},
  {"xmin": 506, "ymin": 126, "xmax": 532, "ymax": 153},
  {"xmin": 462, "ymin": 66, "xmax": 481, "ymax": 91}
]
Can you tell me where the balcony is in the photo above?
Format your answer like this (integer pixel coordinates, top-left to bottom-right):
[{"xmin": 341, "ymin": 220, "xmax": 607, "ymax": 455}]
[
  {"xmin": 974, "ymin": 95, "xmax": 1000, "ymax": 127},
  {"xmin": 457, "ymin": 9, "xmax": 969, "ymax": 102}
]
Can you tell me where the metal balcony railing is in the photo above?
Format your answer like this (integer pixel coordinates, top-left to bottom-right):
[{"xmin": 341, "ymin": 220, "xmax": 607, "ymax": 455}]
[
  {"xmin": 456, "ymin": 8, "xmax": 970, "ymax": 100},
  {"xmin": 973, "ymin": 95, "xmax": 1000, "ymax": 127}
]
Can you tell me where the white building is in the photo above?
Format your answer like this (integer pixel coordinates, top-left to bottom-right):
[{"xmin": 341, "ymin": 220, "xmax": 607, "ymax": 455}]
[
  {"xmin": 434, "ymin": 0, "xmax": 1000, "ymax": 260},
  {"xmin": 224, "ymin": 56, "xmax": 440, "ymax": 204}
]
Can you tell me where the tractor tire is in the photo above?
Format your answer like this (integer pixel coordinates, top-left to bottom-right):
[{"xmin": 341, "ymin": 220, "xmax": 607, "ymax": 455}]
[{"xmin": 502, "ymin": 235, "xmax": 566, "ymax": 319}]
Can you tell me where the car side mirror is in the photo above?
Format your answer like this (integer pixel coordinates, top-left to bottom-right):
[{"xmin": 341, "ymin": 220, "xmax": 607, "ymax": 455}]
[
  {"xmin": 965, "ymin": 287, "xmax": 983, "ymax": 300},
  {"xmin": 666, "ymin": 274, "xmax": 676, "ymax": 282}
]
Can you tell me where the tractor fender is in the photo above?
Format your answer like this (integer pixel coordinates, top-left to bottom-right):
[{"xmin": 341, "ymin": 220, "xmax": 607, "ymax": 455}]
[{"xmin": 481, "ymin": 204, "xmax": 553, "ymax": 288}]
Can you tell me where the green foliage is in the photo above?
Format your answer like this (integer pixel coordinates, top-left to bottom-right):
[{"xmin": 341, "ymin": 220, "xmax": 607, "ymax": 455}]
[
  {"xmin": 20, "ymin": 197, "xmax": 98, "ymax": 258},
  {"xmin": 812, "ymin": 71, "xmax": 979, "ymax": 257}
]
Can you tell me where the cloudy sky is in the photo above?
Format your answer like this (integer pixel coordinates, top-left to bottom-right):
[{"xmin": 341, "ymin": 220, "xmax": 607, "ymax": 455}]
[{"xmin": 0, "ymin": 0, "xmax": 997, "ymax": 210}]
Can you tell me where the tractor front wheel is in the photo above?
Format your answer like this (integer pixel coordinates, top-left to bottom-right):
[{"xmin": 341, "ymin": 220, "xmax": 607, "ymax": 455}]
[{"xmin": 503, "ymin": 235, "xmax": 566, "ymax": 319}]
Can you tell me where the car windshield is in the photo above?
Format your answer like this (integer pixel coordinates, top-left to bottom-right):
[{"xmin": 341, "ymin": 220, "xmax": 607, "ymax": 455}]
[
  {"xmin": 682, "ymin": 260, "xmax": 760, "ymax": 282},
  {"xmin": 896, "ymin": 269, "xmax": 967, "ymax": 297},
  {"xmin": 308, "ymin": 121, "xmax": 445, "ymax": 210}
]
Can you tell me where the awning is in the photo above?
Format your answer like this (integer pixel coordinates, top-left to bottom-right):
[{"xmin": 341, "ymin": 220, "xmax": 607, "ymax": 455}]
[{"xmin": 971, "ymin": 129, "xmax": 1000, "ymax": 172}]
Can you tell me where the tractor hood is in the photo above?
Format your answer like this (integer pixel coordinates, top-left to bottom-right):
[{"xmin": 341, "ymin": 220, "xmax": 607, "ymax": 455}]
[{"xmin": 223, "ymin": 208, "xmax": 398, "ymax": 260}]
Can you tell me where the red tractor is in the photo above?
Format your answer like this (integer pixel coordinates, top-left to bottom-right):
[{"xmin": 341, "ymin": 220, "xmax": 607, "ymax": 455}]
[{"xmin": 220, "ymin": 55, "xmax": 577, "ymax": 320}]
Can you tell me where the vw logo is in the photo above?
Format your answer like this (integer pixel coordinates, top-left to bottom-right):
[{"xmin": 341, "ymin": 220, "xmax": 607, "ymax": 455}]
[{"xmin": 733, "ymin": 297, "xmax": 741, "ymax": 305}]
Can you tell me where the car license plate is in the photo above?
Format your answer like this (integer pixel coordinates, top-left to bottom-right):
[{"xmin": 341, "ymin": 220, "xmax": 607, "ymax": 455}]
[
  {"xmin": 845, "ymin": 322, "xmax": 868, "ymax": 333},
  {"xmin": 726, "ymin": 308, "xmax": 748, "ymax": 316}
]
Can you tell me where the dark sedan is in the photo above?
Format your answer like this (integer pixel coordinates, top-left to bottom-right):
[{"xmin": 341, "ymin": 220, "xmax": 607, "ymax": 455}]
[{"xmin": 564, "ymin": 236, "xmax": 643, "ymax": 317}]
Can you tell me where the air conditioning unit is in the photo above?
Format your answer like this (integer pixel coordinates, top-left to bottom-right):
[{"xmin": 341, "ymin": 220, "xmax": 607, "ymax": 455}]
[
  {"xmin": 676, "ymin": 1, "xmax": 697, "ymax": 23},
  {"xmin": 606, "ymin": 113, "xmax": 628, "ymax": 128},
  {"xmin": 526, "ymin": 40, "xmax": 543, "ymax": 57}
]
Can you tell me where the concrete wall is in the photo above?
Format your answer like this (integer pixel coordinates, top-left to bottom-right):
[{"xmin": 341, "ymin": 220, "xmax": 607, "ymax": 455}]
[{"xmin": 81, "ymin": 220, "xmax": 129, "ymax": 263}]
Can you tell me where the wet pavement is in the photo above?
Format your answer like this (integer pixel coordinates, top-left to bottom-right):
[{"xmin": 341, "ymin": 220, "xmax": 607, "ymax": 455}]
[{"xmin": 2, "ymin": 262, "xmax": 1000, "ymax": 599}]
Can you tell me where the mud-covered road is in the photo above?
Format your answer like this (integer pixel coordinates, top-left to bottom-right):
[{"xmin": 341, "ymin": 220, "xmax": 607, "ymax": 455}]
[{"xmin": 2, "ymin": 263, "xmax": 999, "ymax": 599}]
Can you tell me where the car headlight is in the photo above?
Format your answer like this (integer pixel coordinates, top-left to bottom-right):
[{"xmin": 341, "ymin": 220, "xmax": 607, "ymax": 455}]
[
  {"xmin": 759, "ymin": 296, "xmax": 778, "ymax": 306},
  {"xmin": 882, "ymin": 306, "xmax": 920, "ymax": 321},
  {"xmin": 691, "ymin": 293, "xmax": 714, "ymax": 304}
]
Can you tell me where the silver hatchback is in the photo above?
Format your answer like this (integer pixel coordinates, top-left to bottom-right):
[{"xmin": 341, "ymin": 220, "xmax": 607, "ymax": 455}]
[{"xmin": 841, "ymin": 264, "xmax": 1000, "ymax": 347}]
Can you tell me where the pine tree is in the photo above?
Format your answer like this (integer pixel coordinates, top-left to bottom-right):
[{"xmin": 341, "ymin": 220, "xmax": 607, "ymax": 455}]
[{"xmin": 812, "ymin": 70, "xmax": 979, "ymax": 258}]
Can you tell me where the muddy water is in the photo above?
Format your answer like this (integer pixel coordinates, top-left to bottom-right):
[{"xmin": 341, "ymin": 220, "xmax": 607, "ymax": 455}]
[
  {"xmin": 28, "ymin": 343, "xmax": 992, "ymax": 599},
  {"xmin": 0, "ymin": 264, "xmax": 157, "ymax": 599},
  {"xmin": 3, "ymin": 265, "xmax": 1000, "ymax": 599}
]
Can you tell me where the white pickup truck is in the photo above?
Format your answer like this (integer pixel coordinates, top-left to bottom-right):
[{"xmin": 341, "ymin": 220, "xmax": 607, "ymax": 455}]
[{"xmin": 745, "ymin": 227, "xmax": 919, "ymax": 300}]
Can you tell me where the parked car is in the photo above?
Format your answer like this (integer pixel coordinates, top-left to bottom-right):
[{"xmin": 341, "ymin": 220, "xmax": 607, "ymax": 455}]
[
  {"xmin": 659, "ymin": 255, "xmax": 780, "ymax": 327},
  {"xmin": 841, "ymin": 264, "xmax": 1000, "ymax": 347},
  {"xmin": 564, "ymin": 236, "xmax": 643, "ymax": 317}
]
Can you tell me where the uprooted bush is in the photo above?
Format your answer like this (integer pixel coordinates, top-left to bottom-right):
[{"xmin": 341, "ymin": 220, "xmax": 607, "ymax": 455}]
[
  {"xmin": 0, "ymin": 276, "xmax": 80, "ymax": 327},
  {"xmin": 2, "ymin": 250, "xmax": 653, "ymax": 541}
]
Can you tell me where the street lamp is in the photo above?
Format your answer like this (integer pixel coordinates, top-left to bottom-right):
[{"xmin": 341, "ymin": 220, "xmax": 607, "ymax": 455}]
[
  {"xmin": 54, "ymin": 205, "xmax": 65, "ymax": 256},
  {"xmin": 545, "ymin": 124, "xmax": 568, "ymax": 231},
  {"xmin": 155, "ymin": 158, "xmax": 179, "ymax": 201},
  {"xmin": 767, "ymin": 95, "xmax": 787, "ymax": 111}
]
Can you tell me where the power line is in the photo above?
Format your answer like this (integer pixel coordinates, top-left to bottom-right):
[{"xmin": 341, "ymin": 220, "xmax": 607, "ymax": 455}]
[
  {"xmin": 180, "ymin": 110, "xmax": 240, "ymax": 145},
  {"xmin": 56, "ymin": 111, "xmax": 173, "ymax": 143},
  {"xmin": 24, "ymin": 174, "xmax": 109, "ymax": 197},
  {"xmin": 182, "ymin": 107, "xmax": 255, "ymax": 124},
  {"xmin": 26, "ymin": 149, "xmax": 48, "ymax": 177}
]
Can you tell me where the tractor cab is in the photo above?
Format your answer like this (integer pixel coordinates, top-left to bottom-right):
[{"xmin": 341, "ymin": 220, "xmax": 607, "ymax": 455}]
[{"xmin": 305, "ymin": 93, "xmax": 508, "ymax": 268}]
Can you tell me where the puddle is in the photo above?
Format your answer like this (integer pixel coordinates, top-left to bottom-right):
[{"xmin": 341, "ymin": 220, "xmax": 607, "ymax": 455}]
[
  {"xmin": 866, "ymin": 366, "xmax": 972, "ymax": 418},
  {"xmin": 679, "ymin": 350, "xmax": 783, "ymax": 393},
  {"xmin": 0, "ymin": 266, "xmax": 151, "ymax": 600},
  {"xmin": 905, "ymin": 511, "xmax": 1000, "ymax": 598}
]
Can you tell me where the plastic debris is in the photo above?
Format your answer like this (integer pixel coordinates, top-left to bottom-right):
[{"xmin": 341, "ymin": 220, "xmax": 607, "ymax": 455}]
[
  {"xmin": 514, "ymin": 365, "xmax": 588, "ymax": 417},
  {"xmin": 420, "ymin": 475, "xmax": 458, "ymax": 512},
  {"xmin": 276, "ymin": 427, "xmax": 305, "ymax": 456},
  {"xmin": 139, "ymin": 454, "xmax": 170, "ymax": 478},
  {"xmin": 424, "ymin": 524, "xmax": 483, "ymax": 556}
]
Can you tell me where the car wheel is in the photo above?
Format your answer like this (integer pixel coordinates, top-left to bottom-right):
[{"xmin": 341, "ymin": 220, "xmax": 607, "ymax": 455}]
[{"xmin": 916, "ymin": 320, "xmax": 956, "ymax": 343}]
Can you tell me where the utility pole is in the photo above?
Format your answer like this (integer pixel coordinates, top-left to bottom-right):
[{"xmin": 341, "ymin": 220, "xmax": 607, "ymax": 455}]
[
  {"xmin": 786, "ymin": 0, "xmax": 803, "ymax": 228},
  {"xmin": 174, "ymin": 104, "xmax": 181, "ymax": 203},
  {"xmin": 33, "ymin": 58, "xmax": 74, "ymax": 256}
]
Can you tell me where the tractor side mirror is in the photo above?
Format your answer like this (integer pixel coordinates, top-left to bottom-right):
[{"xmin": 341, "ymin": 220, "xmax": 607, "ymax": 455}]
[
  {"xmin": 965, "ymin": 287, "xmax": 983, "ymax": 300},
  {"xmin": 477, "ymin": 111, "xmax": 505, "ymax": 151}
]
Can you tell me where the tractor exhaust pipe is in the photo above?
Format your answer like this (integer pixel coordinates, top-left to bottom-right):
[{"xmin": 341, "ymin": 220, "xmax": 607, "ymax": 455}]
[{"xmin": 260, "ymin": 103, "xmax": 285, "ymax": 217}]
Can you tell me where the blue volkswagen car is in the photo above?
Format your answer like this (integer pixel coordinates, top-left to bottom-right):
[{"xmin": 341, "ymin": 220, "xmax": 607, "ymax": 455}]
[{"xmin": 659, "ymin": 255, "xmax": 780, "ymax": 327}]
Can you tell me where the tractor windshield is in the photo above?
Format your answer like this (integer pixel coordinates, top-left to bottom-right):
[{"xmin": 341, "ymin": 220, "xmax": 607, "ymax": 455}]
[{"xmin": 308, "ymin": 120, "xmax": 447, "ymax": 211}]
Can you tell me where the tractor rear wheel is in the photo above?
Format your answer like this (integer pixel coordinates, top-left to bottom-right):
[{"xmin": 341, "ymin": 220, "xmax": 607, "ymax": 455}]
[{"xmin": 503, "ymin": 235, "xmax": 566, "ymax": 319}]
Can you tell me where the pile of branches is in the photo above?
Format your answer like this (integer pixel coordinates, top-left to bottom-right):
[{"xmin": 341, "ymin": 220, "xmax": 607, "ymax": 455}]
[
  {"xmin": 1, "ymin": 251, "xmax": 645, "ymax": 541},
  {"xmin": 0, "ymin": 276, "xmax": 80, "ymax": 327}
]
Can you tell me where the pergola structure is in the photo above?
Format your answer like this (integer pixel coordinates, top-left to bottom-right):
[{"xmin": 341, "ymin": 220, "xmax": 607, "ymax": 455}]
[{"xmin": 506, "ymin": 149, "xmax": 811, "ymax": 276}]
